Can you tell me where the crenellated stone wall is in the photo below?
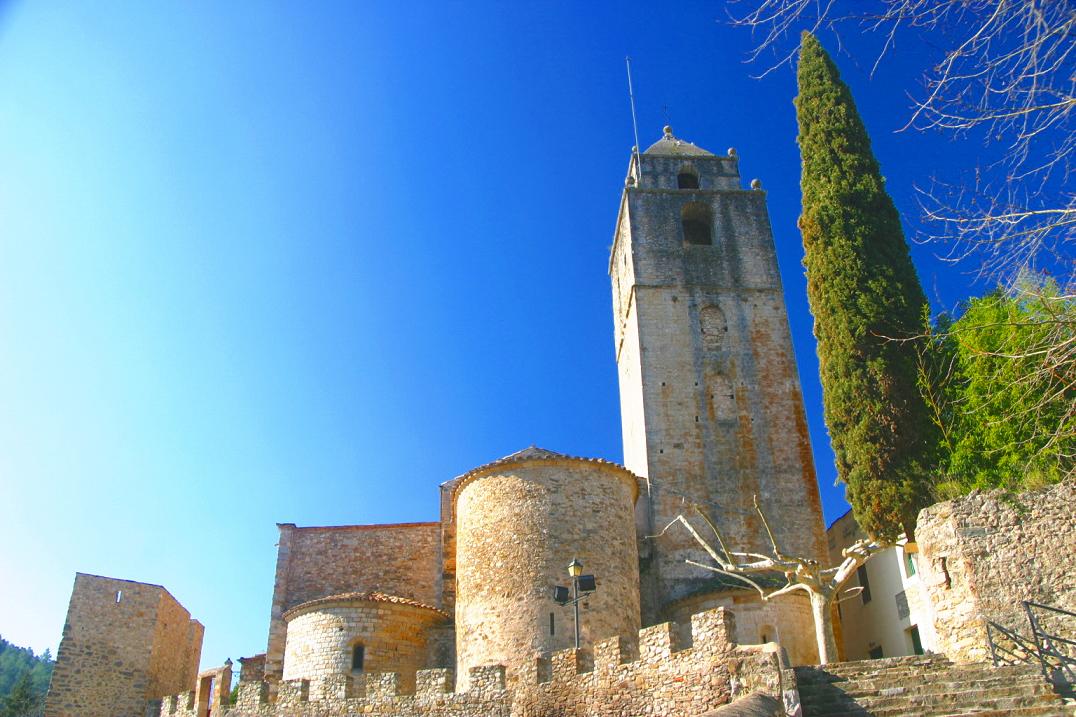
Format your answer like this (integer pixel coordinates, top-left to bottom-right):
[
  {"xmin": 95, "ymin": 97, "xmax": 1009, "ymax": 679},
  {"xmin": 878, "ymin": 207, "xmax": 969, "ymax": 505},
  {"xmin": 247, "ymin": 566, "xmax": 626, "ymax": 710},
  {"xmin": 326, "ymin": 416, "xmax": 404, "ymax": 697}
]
[
  {"xmin": 159, "ymin": 607, "xmax": 789, "ymax": 717},
  {"xmin": 665, "ymin": 588, "xmax": 818, "ymax": 665},
  {"xmin": 916, "ymin": 482, "xmax": 1076, "ymax": 663}
]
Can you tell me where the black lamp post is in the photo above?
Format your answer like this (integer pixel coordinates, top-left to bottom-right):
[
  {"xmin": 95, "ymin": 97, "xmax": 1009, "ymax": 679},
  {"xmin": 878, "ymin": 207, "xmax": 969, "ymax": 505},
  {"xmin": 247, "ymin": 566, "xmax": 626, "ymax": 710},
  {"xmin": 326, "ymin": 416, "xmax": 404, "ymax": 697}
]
[{"xmin": 552, "ymin": 557, "xmax": 597, "ymax": 649}]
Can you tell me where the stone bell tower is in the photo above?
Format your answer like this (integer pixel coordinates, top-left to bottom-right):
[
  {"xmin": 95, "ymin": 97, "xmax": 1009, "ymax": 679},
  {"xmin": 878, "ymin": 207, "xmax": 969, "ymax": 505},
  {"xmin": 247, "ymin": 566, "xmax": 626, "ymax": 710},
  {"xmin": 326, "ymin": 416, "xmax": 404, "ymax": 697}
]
[{"xmin": 610, "ymin": 127, "xmax": 826, "ymax": 626}]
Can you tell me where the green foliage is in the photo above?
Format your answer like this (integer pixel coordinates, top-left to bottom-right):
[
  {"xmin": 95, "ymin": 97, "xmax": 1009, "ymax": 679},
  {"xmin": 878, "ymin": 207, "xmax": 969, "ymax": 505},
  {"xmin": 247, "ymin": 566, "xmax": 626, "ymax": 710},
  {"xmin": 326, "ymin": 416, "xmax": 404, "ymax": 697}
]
[
  {"xmin": 1, "ymin": 673, "xmax": 40, "ymax": 717},
  {"xmin": 920, "ymin": 283, "xmax": 1074, "ymax": 496},
  {"xmin": 795, "ymin": 32, "xmax": 937, "ymax": 542},
  {"xmin": 0, "ymin": 637, "xmax": 52, "ymax": 717}
]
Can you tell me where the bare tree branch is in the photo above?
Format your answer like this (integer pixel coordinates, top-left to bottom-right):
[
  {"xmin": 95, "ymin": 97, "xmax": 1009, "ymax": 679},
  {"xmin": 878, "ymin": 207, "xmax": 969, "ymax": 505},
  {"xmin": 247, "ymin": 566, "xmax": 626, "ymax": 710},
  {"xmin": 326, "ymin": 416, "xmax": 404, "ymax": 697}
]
[{"xmin": 673, "ymin": 496, "xmax": 887, "ymax": 663}]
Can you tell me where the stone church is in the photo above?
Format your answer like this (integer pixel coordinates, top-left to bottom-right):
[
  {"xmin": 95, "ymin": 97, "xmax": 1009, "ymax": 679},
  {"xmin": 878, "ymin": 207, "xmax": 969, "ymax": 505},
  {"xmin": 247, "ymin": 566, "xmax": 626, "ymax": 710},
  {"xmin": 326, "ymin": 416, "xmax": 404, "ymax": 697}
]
[{"xmin": 45, "ymin": 128, "xmax": 831, "ymax": 717}]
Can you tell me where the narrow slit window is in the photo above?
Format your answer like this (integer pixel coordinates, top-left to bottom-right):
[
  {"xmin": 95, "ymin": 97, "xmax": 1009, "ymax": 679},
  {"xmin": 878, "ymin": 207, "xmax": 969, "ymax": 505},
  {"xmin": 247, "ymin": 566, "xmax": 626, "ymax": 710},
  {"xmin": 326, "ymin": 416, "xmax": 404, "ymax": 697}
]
[
  {"xmin": 549, "ymin": 612, "xmax": 555, "ymax": 636},
  {"xmin": 115, "ymin": 590, "xmax": 123, "ymax": 604},
  {"xmin": 857, "ymin": 565, "xmax": 872, "ymax": 604},
  {"xmin": 351, "ymin": 644, "xmax": 365, "ymax": 671}
]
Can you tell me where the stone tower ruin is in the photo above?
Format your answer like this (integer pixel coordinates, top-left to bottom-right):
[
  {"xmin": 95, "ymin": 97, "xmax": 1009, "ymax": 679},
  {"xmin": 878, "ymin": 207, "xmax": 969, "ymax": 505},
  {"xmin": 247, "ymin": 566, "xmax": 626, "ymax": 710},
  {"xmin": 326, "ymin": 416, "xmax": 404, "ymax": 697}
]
[
  {"xmin": 45, "ymin": 574, "xmax": 204, "ymax": 717},
  {"xmin": 610, "ymin": 127, "xmax": 827, "ymax": 638}
]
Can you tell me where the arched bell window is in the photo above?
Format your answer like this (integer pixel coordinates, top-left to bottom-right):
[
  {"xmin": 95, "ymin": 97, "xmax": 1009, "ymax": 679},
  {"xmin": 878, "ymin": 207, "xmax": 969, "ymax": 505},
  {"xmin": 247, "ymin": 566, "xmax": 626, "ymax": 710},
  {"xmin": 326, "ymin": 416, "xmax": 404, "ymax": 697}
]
[{"xmin": 677, "ymin": 168, "xmax": 700, "ymax": 189}]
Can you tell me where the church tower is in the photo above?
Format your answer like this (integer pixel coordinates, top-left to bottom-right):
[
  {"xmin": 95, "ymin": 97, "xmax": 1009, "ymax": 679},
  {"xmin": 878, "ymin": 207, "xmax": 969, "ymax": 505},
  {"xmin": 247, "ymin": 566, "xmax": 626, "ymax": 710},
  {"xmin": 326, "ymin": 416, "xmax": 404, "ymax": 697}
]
[{"xmin": 610, "ymin": 127, "xmax": 826, "ymax": 627}]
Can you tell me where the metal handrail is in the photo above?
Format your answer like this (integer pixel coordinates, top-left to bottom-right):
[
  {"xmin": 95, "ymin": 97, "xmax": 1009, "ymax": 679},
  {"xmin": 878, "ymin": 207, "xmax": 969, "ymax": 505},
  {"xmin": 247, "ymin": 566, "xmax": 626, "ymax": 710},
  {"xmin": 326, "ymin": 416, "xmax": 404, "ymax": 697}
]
[
  {"xmin": 1024, "ymin": 601, "xmax": 1076, "ymax": 691},
  {"xmin": 987, "ymin": 620, "xmax": 1039, "ymax": 667},
  {"xmin": 987, "ymin": 601, "xmax": 1076, "ymax": 698}
]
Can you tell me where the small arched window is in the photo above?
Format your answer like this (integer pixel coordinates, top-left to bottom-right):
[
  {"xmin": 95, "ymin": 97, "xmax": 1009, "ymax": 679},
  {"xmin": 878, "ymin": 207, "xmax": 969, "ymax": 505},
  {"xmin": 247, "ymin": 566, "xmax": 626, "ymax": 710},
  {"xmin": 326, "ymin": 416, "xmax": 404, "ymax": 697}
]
[
  {"xmin": 677, "ymin": 169, "xmax": 699, "ymax": 189},
  {"xmin": 351, "ymin": 644, "xmax": 365, "ymax": 672},
  {"xmin": 681, "ymin": 202, "xmax": 713, "ymax": 245}
]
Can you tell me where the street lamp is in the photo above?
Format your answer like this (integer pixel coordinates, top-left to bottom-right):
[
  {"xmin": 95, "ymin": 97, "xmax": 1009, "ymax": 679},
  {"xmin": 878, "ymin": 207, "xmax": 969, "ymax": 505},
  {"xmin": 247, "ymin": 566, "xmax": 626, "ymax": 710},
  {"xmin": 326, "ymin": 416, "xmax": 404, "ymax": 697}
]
[{"xmin": 552, "ymin": 557, "xmax": 597, "ymax": 649}]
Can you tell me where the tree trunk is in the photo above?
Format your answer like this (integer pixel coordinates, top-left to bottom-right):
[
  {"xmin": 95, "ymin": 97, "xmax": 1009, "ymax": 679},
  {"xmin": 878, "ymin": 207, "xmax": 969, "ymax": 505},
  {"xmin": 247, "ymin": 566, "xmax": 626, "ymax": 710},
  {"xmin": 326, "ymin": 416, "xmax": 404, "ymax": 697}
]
[{"xmin": 810, "ymin": 590, "xmax": 839, "ymax": 665}]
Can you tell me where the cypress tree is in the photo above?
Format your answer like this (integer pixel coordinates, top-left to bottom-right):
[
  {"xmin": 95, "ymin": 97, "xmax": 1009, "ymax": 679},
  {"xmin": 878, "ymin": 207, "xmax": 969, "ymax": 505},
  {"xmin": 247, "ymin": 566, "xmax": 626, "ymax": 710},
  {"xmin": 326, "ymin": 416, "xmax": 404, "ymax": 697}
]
[{"xmin": 795, "ymin": 32, "xmax": 936, "ymax": 542}]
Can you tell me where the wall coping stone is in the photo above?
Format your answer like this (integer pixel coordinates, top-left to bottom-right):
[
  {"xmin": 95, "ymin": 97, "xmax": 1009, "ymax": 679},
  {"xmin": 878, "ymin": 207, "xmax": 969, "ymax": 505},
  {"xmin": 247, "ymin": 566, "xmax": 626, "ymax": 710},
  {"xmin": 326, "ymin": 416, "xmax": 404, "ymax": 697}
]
[{"xmin": 281, "ymin": 591, "xmax": 449, "ymax": 621}]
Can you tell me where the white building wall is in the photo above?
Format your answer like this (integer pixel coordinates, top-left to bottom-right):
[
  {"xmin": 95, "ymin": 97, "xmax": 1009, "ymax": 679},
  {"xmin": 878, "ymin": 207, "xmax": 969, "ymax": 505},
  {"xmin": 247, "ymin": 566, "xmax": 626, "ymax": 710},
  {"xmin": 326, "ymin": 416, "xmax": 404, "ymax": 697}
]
[{"xmin": 828, "ymin": 511, "xmax": 937, "ymax": 661}]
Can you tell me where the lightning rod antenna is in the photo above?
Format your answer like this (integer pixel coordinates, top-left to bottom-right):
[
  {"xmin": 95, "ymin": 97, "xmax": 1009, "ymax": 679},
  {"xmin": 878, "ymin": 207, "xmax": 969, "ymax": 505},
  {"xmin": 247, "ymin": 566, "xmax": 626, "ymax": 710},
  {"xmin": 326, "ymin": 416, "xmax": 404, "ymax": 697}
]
[{"xmin": 625, "ymin": 56, "xmax": 643, "ymax": 181}]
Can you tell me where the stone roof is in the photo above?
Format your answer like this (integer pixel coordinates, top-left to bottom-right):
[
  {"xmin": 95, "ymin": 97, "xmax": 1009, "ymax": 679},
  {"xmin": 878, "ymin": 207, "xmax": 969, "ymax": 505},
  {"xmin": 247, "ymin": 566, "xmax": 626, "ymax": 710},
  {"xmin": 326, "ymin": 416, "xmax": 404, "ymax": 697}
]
[
  {"xmin": 445, "ymin": 445, "xmax": 642, "ymax": 504},
  {"xmin": 282, "ymin": 591, "xmax": 449, "ymax": 621},
  {"xmin": 643, "ymin": 126, "xmax": 714, "ymax": 157}
]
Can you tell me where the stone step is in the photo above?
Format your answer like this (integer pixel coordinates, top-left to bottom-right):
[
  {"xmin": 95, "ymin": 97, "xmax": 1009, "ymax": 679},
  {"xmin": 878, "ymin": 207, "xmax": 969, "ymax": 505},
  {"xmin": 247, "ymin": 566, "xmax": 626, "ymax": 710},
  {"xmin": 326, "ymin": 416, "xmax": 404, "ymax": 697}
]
[
  {"xmin": 798, "ymin": 670, "xmax": 1045, "ymax": 697},
  {"xmin": 802, "ymin": 682, "xmax": 1057, "ymax": 711},
  {"xmin": 806, "ymin": 655, "xmax": 953, "ymax": 669},
  {"xmin": 796, "ymin": 661, "xmax": 957, "ymax": 684},
  {"xmin": 812, "ymin": 706, "xmax": 1067, "ymax": 717},
  {"xmin": 795, "ymin": 658, "xmax": 1068, "ymax": 717},
  {"xmin": 799, "ymin": 674, "xmax": 1048, "ymax": 706},
  {"xmin": 802, "ymin": 695, "xmax": 1068, "ymax": 716},
  {"xmin": 799, "ymin": 664, "xmax": 1040, "ymax": 688}
]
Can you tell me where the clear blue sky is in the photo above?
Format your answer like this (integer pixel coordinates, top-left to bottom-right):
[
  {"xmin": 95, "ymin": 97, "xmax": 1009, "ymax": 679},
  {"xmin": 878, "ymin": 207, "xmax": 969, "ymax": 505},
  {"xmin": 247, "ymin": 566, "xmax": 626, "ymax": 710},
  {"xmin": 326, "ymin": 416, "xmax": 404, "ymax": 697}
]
[{"xmin": 0, "ymin": 2, "xmax": 983, "ymax": 668}]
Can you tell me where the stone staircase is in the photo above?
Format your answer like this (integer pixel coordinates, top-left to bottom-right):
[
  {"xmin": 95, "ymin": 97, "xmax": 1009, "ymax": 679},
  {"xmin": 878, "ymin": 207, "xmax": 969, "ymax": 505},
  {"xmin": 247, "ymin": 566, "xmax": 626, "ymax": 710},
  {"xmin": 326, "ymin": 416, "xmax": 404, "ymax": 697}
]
[{"xmin": 793, "ymin": 654, "xmax": 1072, "ymax": 716}]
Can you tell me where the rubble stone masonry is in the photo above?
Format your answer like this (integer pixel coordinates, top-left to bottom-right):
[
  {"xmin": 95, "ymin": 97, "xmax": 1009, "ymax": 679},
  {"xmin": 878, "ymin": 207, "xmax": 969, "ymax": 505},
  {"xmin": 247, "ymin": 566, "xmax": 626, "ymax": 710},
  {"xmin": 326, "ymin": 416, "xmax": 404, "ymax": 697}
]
[
  {"xmin": 453, "ymin": 456, "xmax": 641, "ymax": 690},
  {"xmin": 281, "ymin": 593, "xmax": 449, "ymax": 693},
  {"xmin": 264, "ymin": 522, "xmax": 441, "ymax": 685},
  {"xmin": 916, "ymin": 481, "xmax": 1076, "ymax": 663},
  {"xmin": 159, "ymin": 607, "xmax": 790, "ymax": 717},
  {"xmin": 610, "ymin": 140, "xmax": 827, "ymax": 623},
  {"xmin": 45, "ymin": 574, "xmax": 203, "ymax": 717}
]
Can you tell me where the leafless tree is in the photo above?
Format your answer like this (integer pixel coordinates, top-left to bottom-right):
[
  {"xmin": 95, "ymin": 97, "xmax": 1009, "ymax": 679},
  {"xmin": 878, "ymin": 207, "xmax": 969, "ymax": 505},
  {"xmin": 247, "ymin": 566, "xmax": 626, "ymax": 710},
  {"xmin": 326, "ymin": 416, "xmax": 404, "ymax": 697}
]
[
  {"xmin": 660, "ymin": 496, "xmax": 884, "ymax": 664},
  {"xmin": 730, "ymin": 0, "xmax": 1074, "ymax": 276},
  {"xmin": 728, "ymin": 0, "xmax": 1074, "ymax": 477},
  {"xmin": 729, "ymin": 0, "xmax": 1073, "ymax": 282}
]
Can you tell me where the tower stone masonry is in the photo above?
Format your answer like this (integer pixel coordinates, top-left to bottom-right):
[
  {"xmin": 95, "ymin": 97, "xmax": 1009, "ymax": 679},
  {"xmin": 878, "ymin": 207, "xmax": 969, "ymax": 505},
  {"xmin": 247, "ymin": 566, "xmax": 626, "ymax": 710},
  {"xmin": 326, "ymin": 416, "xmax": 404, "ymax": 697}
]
[{"xmin": 610, "ymin": 127, "xmax": 827, "ymax": 625}]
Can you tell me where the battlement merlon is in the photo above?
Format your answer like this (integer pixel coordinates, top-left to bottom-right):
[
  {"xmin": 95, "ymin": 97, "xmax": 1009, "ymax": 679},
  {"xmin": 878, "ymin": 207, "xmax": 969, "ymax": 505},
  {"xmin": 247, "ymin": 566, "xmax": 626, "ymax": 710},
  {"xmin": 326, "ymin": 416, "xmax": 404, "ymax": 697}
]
[{"xmin": 160, "ymin": 607, "xmax": 790, "ymax": 717}]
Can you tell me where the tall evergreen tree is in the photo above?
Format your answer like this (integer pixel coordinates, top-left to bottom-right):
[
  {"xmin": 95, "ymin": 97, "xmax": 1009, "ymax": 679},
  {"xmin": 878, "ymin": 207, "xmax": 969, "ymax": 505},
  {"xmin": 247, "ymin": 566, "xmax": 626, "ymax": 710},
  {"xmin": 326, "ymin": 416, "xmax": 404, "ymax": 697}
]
[
  {"xmin": 795, "ymin": 32, "xmax": 937, "ymax": 542},
  {"xmin": 1, "ymin": 672, "xmax": 40, "ymax": 717}
]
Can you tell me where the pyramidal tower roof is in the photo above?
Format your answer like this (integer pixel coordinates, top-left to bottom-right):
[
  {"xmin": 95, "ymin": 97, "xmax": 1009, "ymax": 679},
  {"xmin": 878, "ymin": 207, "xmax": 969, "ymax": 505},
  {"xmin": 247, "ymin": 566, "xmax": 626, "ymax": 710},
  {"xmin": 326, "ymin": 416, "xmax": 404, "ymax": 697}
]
[
  {"xmin": 643, "ymin": 126, "xmax": 714, "ymax": 157},
  {"xmin": 496, "ymin": 445, "xmax": 566, "ymax": 461}
]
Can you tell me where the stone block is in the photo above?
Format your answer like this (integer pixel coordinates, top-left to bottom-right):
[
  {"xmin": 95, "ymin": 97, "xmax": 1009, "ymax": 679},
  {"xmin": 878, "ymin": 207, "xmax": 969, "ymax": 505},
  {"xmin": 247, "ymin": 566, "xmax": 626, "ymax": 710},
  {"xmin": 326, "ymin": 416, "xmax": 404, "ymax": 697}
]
[
  {"xmin": 236, "ymin": 681, "xmax": 269, "ymax": 708},
  {"xmin": 416, "ymin": 668, "xmax": 453, "ymax": 696},
  {"xmin": 276, "ymin": 678, "xmax": 309, "ymax": 705},
  {"xmin": 467, "ymin": 665, "xmax": 506, "ymax": 694},
  {"xmin": 639, "ymin": 622, "xmax": 679, "ymax": 660},
  {"xmin": 365, "ymin": 671, "xmax": 400, "ymax": 699},
  {"xmin": 691, "ymin": 607, "xmax": 736, "ymax": 655}
]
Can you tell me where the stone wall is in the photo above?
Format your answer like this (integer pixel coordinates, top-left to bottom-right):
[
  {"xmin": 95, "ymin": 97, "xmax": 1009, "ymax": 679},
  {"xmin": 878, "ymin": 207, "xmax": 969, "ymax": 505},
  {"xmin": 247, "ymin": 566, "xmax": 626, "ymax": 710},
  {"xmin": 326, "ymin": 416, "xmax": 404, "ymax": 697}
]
[
  {"xmin": 45, "ymin": 573, "xmax": 203, "ymax": 717},
  {"xmin": 148, "ymin": 589, "xmax": 205, "ymax": 699},
  {"xmin": 263, "ymin": 521, "xmax": 441, "ymax": 685},
  {"xmin": 916, "ymin": 482, "xmax": 1076, "ymax": 663},
  {"xmin": 453, "ymin": 454, "xmax": 641, "ymax": 690},
  {"xmin": 161, "ymin": 607, "xmax": 788, "ymax": 717},
  {"xmin": 666, "ymin": 589, "xmax": 818, "ymax": 665},
  {"xmin": 281, "ymin": 594, "xmax": 449, "ymax": 693}
]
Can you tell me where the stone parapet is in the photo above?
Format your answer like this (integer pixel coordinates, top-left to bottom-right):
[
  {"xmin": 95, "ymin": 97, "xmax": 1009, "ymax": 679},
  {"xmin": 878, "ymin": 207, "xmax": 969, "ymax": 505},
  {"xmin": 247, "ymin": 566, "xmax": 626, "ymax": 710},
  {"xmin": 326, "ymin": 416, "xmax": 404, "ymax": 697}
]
[
  {"xmin": 916, "ymin": 482, "xmax": 1076, "ymax": 664},
  {"xmin": 161, "ymin": 607, "xmax": 788, "ymax": 717}
]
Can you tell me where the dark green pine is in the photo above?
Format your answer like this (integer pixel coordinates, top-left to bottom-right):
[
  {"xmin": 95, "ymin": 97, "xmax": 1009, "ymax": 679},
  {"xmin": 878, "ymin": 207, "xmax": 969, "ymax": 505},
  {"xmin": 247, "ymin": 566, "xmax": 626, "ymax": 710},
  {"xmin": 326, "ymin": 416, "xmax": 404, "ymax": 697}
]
[{"xmin": 795, "ymin": 32, "xmax": 937, "ymax": 542}]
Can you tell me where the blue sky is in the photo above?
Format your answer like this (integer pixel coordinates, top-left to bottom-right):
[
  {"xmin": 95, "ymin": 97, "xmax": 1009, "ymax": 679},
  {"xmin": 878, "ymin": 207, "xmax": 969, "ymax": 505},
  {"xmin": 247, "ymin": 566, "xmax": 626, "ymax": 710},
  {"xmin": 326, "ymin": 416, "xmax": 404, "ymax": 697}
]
[{"xmin": 0, "ymin": 2, "xmax": 984, "ymax": 668}]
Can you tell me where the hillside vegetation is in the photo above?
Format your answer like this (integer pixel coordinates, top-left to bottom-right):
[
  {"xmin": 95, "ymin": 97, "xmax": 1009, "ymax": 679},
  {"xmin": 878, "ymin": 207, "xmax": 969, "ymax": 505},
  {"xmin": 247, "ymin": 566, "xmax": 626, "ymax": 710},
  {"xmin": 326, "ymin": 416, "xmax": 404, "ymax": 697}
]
[{"xmin": 0, "ymin": 636, "xmax": 53, "ymax": 717}]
